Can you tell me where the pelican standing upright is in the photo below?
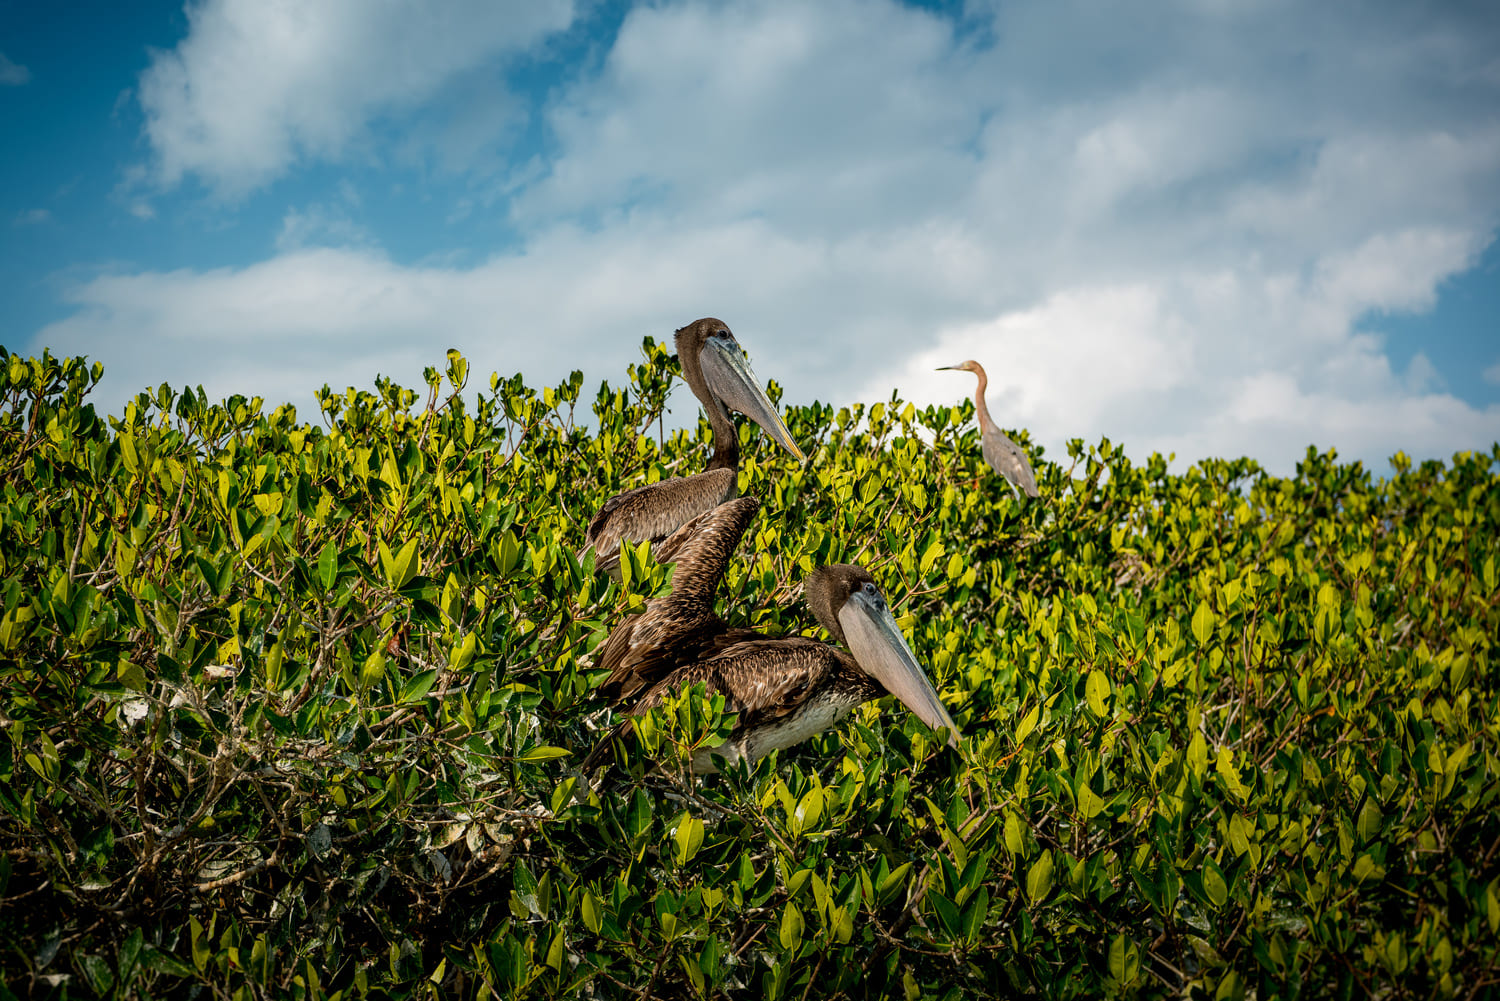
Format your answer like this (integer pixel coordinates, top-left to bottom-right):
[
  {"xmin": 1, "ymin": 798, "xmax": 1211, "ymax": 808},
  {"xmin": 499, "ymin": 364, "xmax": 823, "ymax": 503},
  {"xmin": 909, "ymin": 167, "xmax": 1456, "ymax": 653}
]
[{"xmin": 581, "ymin": 319, "xmax": 804, "ymax": 578}]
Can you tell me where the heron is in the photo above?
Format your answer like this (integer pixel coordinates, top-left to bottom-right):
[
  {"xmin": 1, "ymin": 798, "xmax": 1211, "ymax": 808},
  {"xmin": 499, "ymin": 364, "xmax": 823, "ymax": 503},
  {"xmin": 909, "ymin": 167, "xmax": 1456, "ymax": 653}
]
[{"xmin": 937, "ymin": 359, "xmax": 1039, "ymax": 499}]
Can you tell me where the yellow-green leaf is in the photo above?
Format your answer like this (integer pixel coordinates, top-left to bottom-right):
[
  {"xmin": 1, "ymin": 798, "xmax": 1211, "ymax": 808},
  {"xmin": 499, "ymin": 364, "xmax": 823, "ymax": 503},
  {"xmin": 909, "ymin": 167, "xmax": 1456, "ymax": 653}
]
[
  {"xmin": 1026, "ymin": 851, "xmax": 1054, "ymax": 904},
  {"xmin": 1085, "ymin": 671, "xmax": 1110, "ymax": 717},
  {"xmin": 675, "ymin": 816, "xmax": 704, "ymax": 865},
  {"xmin": 519, "ymin": 746, "xmax": 571, "ymax": 763}
]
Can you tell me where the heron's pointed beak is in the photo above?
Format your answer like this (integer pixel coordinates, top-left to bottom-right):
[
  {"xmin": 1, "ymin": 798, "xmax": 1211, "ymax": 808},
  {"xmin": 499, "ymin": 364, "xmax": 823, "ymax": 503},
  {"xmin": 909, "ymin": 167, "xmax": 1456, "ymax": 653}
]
[
  {"xmin": 699, "ymin": 340, "xmax": 805, "ymax": 462},
  {"xmin": 838, "ymin": 590, "xmax": 960, "ymax": 748},
  {"xmin": 936, "ymin": 365, "xmax": 957, "ymax": 371}
]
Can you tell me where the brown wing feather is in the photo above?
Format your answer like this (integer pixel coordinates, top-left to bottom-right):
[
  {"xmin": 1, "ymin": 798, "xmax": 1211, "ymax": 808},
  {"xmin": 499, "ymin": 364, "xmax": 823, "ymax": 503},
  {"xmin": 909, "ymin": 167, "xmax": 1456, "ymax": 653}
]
[
  {"xmin": 582, "ymin": 467, "xmax": 737, "ymax": 575},
  {"xmin": 594, "ymin": 497, "xmax": 759, "ymax": 706},
  {"xmin": 580, "ymin": 627, "xmax": 775, "ymax": 773},
  {"xmin": 632, "ymin": 637, "xmax": 866, "ymax": 729}
]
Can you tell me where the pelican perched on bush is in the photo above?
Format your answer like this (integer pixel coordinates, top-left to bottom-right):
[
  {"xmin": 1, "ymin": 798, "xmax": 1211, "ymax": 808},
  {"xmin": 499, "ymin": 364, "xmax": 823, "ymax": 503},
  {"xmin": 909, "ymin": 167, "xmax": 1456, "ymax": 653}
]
[
  {"xmin": 581, "ymin": 318, "xmax": 804, "ymax": 578},
  {"xmin": 938, "ymin": 359, "xmax": 1039, "ymax": 499},
  {"xmin": 584, "ymin": 498, "xmax": 959, "ymax": 773}
]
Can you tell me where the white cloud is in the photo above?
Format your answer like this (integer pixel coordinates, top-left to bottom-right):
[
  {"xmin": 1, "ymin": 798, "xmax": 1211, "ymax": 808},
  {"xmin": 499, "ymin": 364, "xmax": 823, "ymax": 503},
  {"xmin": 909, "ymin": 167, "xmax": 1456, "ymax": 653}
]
[
  {"xmin": 38, "ymin": 0, "xmax": 1500, "ymax": 474},
  {"xmin": 882, "ymin": 266, "xmax": 1500, "ymax": 469},
  {"xmin": 1484, "ymin": 360, "xmax": 1500, "ymax": 387},
  {"xmin": 13, "ymin": 209, "xmax": 51, "ymax": 226},
  {"xmin": 137, "ymin": 0, "xmax": 576, "ymax": 195},
  {"xmin": 0, "ymin": 52, "xmax": 29, "ymax": 86},
  {"xmin": 518, "ymin": 0, "xmax": 973, "ymax": 231},
  {"xmin": 276, "ymin": 183, "xmax": 370, "ymax": 251}
]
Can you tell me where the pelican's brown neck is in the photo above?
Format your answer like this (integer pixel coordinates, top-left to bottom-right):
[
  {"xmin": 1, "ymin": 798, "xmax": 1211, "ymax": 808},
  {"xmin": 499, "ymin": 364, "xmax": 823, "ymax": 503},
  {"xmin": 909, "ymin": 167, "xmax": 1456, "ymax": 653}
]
[{"xmin": 675, "ymin": 319, "xmax": 740, "ymax": 471}]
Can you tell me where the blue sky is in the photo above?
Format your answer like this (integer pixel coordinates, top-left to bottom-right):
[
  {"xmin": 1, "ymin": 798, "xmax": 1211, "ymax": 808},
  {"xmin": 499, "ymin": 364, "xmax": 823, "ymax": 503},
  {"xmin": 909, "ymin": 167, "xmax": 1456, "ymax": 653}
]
[{"xmin": 2, "ymin": 0, "xmax": 1498, "ymax": 474}]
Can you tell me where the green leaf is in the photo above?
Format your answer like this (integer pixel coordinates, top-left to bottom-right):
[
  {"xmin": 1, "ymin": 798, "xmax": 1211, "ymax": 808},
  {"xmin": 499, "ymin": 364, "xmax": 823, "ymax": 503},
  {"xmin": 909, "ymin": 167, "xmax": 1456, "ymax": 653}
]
[
  {"xmin": 138, "ymin": 945, "xmax": 195, "ymax": 979},
  {"xmin": 878, "ymin": 862, "xmax": 912, "ymax": 900},
  {"xmin": 317, "ymin": 541, "xmax": 338, "ymax": 590},
  {"xmin": 919, "ymin": 540, "xmax": 944, "ymax": 575},
  {"xmin": 794, "ymin": 787, "xmax": 824, "ymax": 833},
  {"xmin": 1191, "ymin": 601, "xmax": 1215, "ymax": 647},
  {"xmin": 360, "ymin": 651, "xmax": 387, "ymax": 690},
  {"xmin": 1228, "ymin": 813, "xmax": 1251, "ymax": 855},
  {"xmin": 189, "ymin": 917, "xmax": 208, "ymax": 972},
  {"xmin": 379, "ymin": 537, "xmax": 420, "ymax": 590},
  {"xmin": 1108, "ymin": 934, "xmax": 1138, "ymax": 985},
  {"xmin": 928, "ymin": 889, "xmax": 961, "ymax": 937},
  {"xmin": 1085, "ymin": 671, "xmax": 1110, "ymax": 717},
  {"xmin": 1215, "ymin": 971, "xmax": 1243, "ymax": 1001},
  {"xmin": 518, "ymin": 745, "xmax": 571, "ymax": 762},
  {"xmin": 1026, "ymin": 851, "xmax": 1054, "ymax": 904},
  {"xmin": 117, "ymin": 658, "xmax": 148, "ymax": 693},
  {"xmin": 1014, "ymin": 704, "xmax": 1039, "ymax": 743},
  {"xmin": 399, "ymin": 669, "xmax": 438, "ymax": 704},
  {"xmin": 1216, "ymin": 747, "xmax": 1249, "ymax": 801},
  {"xmin": 1187, "ymin": 731, "xmax": 1208, "ymax": 778},
  {"xmin": 675, "ymin": 816, "xmax": 705, "ymax": 865},
  {"xmin": 1077, "ymin": 783, "xmax": 1105, "ymax": 820},
  {"xmin": 1003, "ymin": 813, "xmax": 1025, "ymax": 855},
  {"xmin": 581, "ymin": 890, "xmax": 603, "ymax": 935},
  {"xmin": 1202, "ymin": 860, "xmax": 1228, "ymax": 908},
  {"xmin": 120, "ymin": 927, "xmax": 144, "ymax": 983},
  {"xmin": 779, "ymin": 903, "xmax": 804, "ymax": 951},
  {"xmin": 450, "ymin": 631, "xmax": 477, "ymax": 671},
  {"xmin": 1357, "ymin": 799, "xmax": 1383, "ymax": 842}
]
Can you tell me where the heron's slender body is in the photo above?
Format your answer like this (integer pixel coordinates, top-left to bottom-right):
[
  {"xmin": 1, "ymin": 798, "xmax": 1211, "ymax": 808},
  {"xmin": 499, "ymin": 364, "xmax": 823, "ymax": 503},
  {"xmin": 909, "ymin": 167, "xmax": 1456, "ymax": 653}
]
[
  {"xmin": 584, "ymin": 498, "xmax": 960, "ymax": 772},
  {"xmin": 582, "ymin": 319, "xmax": 803, "ymax": 578},
  {"xmin": 938, "ymin": 360, "xmax": 1039, "ymax": 498}
]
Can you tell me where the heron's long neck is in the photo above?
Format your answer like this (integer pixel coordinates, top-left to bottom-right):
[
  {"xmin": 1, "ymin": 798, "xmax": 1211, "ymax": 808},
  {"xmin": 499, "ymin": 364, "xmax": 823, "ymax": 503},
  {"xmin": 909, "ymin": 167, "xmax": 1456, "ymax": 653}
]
[
  {"xmin": 972, "ymin": 369, "xmax": 995, "ymax": 431},
  {"xmin": 681, "ymin": 351, "xmax": 740, "ymax": 472}
]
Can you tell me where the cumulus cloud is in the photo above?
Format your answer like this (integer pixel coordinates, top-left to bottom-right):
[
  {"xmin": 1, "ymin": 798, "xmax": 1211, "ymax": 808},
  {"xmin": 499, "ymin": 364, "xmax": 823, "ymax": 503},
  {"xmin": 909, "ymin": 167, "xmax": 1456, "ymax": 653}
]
[
  {"xmin": 37, "ymin": 0, "xmax": 1500, "ymax": 473},
  {"xmin": 0, "ymin": 52, "xmax": 29, "ymax": 85},
  {"xmin": 137, "ymin": 0, "xmax": 575, "ymax": 195},
  {"xmin": 883, "ymin": 264, "xmax": 1500, "ymax": 470}
]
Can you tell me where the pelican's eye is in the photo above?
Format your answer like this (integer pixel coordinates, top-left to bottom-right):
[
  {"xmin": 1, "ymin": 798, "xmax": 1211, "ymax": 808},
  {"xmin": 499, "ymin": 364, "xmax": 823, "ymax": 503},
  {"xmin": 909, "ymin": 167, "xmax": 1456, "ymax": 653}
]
[{"xmin": 861, "ymin": 582, "xmax": 884, "ymax": 607}]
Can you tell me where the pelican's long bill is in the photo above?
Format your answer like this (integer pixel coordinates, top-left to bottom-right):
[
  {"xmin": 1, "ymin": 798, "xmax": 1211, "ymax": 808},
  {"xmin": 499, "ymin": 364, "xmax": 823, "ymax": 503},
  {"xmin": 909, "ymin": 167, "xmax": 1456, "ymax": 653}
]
[
  {"xmin": 838, "ymin": 589, "xmax": 960, "ymax": 748},
  {"xmin": 699, "ymin": 338, "xmax": 805, "ymax": 462}
]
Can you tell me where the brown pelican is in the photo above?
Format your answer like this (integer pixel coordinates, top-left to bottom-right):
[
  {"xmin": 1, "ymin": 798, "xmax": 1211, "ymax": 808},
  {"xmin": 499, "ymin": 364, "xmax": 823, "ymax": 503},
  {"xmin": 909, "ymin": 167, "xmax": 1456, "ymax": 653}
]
[
  {"xmin": 584, "ymin": 499, "xmax": 960, "ymax": 772},
  {"xmin": 592, "ymin": 496, "xmax": 763, "ymax": 708},
  {"xmin": 582, "ymin": 318, "xmax": 804, "ymax": 578},
  {"xmin": 937, "ymin": 359, "xmax": 1039, "ymax": 499}
]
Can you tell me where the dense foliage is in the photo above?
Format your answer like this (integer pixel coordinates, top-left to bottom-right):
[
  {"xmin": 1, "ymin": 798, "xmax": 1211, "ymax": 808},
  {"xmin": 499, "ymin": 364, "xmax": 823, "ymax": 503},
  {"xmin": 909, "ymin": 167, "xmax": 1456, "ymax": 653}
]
[{"xmin": 0, "ymin": 343, "xmax": 1497, "ymax": 1000}]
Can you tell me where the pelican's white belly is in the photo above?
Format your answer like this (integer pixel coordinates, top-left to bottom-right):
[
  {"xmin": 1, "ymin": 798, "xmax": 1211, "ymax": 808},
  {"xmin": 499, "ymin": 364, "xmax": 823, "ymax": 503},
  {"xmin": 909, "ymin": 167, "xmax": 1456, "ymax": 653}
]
[{"xmin": 691, "ymin": 692, "xmax": 862, "ymax": 773}]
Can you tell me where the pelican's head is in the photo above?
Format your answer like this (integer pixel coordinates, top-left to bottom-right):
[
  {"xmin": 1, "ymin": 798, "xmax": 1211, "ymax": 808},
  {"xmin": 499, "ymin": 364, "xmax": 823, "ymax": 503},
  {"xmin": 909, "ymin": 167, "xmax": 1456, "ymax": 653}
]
[
  {"xmin": 675, "ymin": 318, "xmax": 804, "ymax": 462},
  {"xmin": 804, "ymin": 564, "xmax": 960, "ymax": 749}
]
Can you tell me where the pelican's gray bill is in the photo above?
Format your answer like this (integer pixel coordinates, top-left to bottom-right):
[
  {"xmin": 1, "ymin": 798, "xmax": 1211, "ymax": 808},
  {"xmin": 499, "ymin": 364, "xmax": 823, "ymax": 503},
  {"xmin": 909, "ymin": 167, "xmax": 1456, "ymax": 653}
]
[
  {"xmin": 699, "ymin": 338, "xmax": 805, "ymax": 462},
  {"xmin": 838, "ymin": 589, "xmax": 960, "ymax": 748}
]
